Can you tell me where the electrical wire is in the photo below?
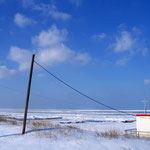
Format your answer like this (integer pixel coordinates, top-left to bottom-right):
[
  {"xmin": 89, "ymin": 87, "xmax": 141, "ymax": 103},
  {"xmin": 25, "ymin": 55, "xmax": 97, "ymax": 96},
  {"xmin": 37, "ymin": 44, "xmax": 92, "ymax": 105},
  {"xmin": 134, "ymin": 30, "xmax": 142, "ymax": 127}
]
[{"xmin": 34, "ymin": 60, "xmax": 137, "ymax": 116}]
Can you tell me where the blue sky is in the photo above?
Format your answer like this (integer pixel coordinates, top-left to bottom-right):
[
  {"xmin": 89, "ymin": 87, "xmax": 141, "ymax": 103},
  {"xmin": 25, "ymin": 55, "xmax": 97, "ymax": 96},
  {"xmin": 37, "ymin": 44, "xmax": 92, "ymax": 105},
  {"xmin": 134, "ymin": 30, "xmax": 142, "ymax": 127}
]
[{"xmin": 0, "ymin": 0, "xmax": 150, "ymax": 109}]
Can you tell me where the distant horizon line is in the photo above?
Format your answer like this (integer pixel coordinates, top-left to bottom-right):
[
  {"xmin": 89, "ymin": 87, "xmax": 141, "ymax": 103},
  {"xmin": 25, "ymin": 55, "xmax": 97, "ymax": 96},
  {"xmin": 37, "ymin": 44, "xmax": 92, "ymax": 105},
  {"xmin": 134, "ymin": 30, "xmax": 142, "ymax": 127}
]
[{"xmin": 0, "ymin": 108, "xmax": 149, "ymax": 112}]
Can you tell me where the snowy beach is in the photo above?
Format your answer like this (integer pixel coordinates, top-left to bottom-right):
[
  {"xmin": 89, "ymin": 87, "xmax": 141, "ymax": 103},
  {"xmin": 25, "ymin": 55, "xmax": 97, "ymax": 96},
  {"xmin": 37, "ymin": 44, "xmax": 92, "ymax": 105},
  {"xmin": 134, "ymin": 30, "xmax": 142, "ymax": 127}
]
[{"xmin": 0, "ymin": 109, "xmax": 150, "ymax": 150}]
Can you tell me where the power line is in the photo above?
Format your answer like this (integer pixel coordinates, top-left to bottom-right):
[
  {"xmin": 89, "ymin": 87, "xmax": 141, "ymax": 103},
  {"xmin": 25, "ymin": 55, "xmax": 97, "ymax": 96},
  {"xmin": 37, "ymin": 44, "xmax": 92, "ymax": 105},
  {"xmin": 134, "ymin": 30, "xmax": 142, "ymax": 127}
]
[{"xmin": 34, "ymin": 60, "xmax": 136, "ymax": 116}]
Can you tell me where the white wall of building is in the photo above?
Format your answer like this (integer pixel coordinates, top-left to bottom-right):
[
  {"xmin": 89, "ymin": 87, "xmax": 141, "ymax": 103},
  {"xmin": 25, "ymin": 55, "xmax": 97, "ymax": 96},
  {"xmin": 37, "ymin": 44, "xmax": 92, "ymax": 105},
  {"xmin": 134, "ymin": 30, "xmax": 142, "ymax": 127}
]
[{"xmin": 136, "ymin": 115, "xmax": 150, "ymax": 136}]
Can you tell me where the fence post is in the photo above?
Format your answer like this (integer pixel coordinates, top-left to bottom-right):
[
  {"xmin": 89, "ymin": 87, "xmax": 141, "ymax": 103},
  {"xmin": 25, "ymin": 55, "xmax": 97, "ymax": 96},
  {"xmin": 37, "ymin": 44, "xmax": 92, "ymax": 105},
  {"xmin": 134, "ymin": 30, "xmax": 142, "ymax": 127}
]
[{"xmin": 22, "ymin": 54, "xmax": 35, "ymax": 134}]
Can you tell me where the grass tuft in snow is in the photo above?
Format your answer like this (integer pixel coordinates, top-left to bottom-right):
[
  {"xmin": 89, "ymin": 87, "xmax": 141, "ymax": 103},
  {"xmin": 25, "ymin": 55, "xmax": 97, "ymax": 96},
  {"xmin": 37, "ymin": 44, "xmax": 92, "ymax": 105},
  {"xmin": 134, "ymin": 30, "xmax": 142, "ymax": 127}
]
[
  {"xmin": 0, "ymin": 115, "xmax": 17, "ymax": 125},
  {"xmin": 95, "ymin": 129, "xmax": 150, "ymax": 140},
  {"xmin": 96, "ymin": 129, "xmax": 120, "ymax": 139},
  {"xmin": 30, "ymin": 120, "xmax": 82, "ymax": 139},
  {"xmin": 32, "ymin": 121, "xmax": 60, "ymax": 129}
]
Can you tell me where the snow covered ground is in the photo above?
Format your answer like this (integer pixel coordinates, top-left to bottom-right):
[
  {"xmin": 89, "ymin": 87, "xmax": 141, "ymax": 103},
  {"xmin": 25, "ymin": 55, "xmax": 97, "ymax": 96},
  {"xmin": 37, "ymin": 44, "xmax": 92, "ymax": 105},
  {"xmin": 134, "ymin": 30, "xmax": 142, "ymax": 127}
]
[{"xmin": 0, "ymin": 109, "xmax": 150, "ymax": 150}]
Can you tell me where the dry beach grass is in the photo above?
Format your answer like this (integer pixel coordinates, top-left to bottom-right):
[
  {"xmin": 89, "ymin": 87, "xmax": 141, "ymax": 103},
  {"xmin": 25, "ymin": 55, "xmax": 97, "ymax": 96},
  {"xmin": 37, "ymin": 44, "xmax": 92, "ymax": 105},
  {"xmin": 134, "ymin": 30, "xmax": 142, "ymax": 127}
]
[
  {"xmin": 30, "ymin": 120, "xmax": 82, "ymax": 139},
  {"xmin": 0, "ymin": 115, "xmax": 17, "ymax": 125}
]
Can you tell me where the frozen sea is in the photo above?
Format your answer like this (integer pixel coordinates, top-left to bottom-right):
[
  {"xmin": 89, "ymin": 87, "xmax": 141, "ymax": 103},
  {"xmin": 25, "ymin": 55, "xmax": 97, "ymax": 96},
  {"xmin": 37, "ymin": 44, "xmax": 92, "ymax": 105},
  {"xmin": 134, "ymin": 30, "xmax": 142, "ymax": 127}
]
[{"xmin": 0, "ymin": 109, "xmax": 150, "ymax": 150}]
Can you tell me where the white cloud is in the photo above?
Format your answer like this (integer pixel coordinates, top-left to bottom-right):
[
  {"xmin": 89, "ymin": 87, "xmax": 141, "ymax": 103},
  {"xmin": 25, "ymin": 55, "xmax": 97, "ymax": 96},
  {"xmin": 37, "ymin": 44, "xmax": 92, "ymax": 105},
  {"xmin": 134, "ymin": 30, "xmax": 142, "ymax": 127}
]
[
  {"xmin": 92, "ymin": 33, "xmax": 106, "ymax": 40},
  {"xmin": 69, "ymin": 0, "xmax": 82, "ymax": 7},
  {"xmin": 9, "ymin": 25, "xmax": 91, "ymax": 70},
  {"xmin": 115, "ymin": 56, "xmax": 129, "ymax": 66},
  {"xmin": 9, "ymin": 46, "xmax": 32, "ymax": 71},
  {"xmin": 110, "ymin": 27, "xmax": 149, "ymax": 66},
  {"xmin": 144, "ymin": 79, "xmax": 150, "ymax": 85},
  {"xmin": 37, "ymin": 45, "xmax": 74, "ymax": 66},
  {"xmin": 34, "ymin": 25, "xmax": 90, "ymax": 66},
  {"xmin": 73, "ymin": 53, "xmax": 91, "ymax": 65},
  {"xmin": 114, "ymin": 31, "xmax": 134, "ymax": 53},
  {"xmin": 49, "ymin": 10, "xmax": 71, "ymax": 21},
  {"xmin": 14, "ymin": 13, "xmax": 36, "ymax": 28},
  {"xmin": 112, "ymin": 27, "xmax": 148, "ymax": 56},
  {"xmin": 32, "ymin": 25, "xmax": 68, "ymax": 48},
  {"xmin": 0, "ymin": 66, "xmax": 16, "ymax": 79},
  {"xmin": 27, "ymin": 2, "xmax": 71, "ymax": 21},
  {"xmin": 36, "ymin": 45, "xmax": 90, "ymax": 67}
]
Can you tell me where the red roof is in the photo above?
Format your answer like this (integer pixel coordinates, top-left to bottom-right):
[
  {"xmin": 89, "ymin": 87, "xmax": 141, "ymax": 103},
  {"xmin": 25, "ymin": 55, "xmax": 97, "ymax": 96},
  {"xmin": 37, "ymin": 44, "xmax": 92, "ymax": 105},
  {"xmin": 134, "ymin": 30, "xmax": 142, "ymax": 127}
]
[{"xmin": 136, "ymin": 114, "xmax": 150, "ymax": 116}]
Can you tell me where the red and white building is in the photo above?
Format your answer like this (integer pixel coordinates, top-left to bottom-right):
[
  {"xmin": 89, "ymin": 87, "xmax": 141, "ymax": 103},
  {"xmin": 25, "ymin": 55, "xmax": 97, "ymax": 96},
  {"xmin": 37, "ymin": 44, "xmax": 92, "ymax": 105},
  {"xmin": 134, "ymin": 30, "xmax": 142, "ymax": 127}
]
[{"xmin": 136, "ymin": 114, "xmax": 150, "ymax": 137}]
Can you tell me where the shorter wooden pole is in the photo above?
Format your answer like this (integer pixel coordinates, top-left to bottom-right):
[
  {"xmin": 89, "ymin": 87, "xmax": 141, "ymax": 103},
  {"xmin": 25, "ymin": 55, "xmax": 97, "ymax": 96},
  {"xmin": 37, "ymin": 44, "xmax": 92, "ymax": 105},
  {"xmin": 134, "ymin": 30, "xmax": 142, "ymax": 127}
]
[{"xmin": 22, "ymin": 54, "xmax": 35, "ymax": 134}]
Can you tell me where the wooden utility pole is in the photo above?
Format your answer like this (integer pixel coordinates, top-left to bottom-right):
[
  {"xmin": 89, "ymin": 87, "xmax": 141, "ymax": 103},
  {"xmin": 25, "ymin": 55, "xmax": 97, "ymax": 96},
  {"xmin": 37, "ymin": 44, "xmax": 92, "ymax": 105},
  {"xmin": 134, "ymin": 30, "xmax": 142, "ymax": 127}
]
[{"xmin": 22, "ymin": 54, "xmax": 35, "ymax": 134}]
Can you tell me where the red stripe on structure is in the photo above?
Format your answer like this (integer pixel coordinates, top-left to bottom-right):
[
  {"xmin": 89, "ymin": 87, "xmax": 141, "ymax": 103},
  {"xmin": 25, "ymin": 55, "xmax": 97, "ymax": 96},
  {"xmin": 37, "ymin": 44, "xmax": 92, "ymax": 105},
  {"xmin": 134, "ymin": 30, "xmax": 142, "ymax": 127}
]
[{"xmin": 136, "ymin": 114, "xmax": 150, "ymax": 116}]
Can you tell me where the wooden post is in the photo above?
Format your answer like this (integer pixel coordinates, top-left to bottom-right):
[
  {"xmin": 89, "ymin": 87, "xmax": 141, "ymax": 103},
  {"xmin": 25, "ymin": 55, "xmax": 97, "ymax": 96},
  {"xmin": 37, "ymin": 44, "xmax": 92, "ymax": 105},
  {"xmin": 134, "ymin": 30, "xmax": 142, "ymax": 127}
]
[{"xmin": 22, "ymin": 54, "xmax": 35, "ymax": 134}]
